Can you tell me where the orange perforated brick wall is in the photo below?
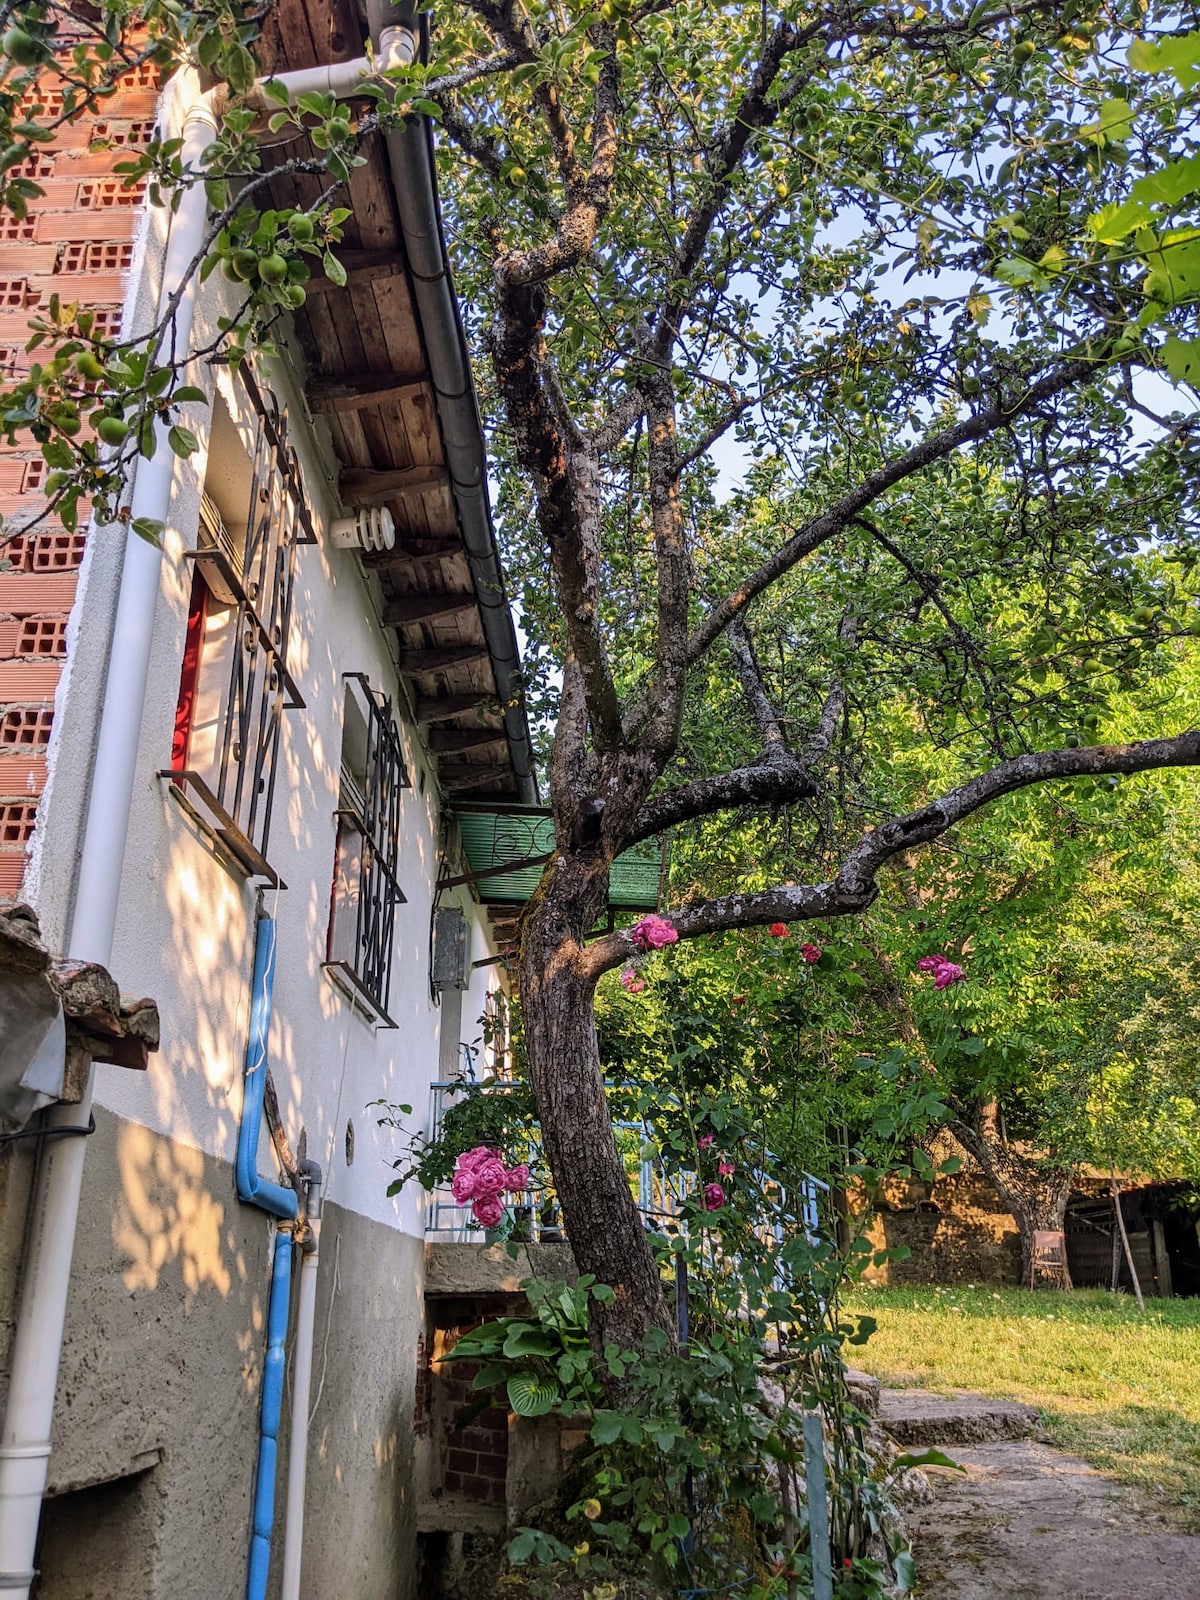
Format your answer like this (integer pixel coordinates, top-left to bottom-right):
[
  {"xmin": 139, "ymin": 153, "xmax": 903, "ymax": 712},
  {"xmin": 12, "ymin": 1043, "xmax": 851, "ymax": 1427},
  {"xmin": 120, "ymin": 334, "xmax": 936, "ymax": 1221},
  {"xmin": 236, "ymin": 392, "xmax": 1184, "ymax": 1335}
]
[{"xmin": 0, "ymin": 41, "xmax": 158, "ymax": 901}]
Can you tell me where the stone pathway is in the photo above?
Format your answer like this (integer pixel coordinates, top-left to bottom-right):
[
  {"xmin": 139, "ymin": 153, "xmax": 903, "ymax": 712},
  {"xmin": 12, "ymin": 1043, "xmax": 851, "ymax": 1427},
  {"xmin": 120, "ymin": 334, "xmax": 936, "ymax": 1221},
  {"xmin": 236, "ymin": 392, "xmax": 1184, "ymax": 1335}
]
[{"xmin": 906, "ymin": 1433, "xmax": 1200, "ymax": 1599}]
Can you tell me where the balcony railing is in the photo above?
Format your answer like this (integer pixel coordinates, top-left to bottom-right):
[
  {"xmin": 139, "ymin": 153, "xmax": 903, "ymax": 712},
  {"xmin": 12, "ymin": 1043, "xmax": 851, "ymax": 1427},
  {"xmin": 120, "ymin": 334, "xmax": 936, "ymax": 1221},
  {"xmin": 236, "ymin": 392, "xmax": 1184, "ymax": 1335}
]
[{"xmin": 423, "ymin": 1079, "xmax": 825, "ymax": 1249}]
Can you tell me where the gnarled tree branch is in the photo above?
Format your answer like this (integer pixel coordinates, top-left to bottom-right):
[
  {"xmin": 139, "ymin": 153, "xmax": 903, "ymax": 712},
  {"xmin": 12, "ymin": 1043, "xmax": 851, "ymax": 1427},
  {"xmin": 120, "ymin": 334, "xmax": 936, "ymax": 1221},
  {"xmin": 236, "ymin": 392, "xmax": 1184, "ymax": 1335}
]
[{"xmin": 585, "ymin": 729, "xmax": 1200, "ymax": 975}]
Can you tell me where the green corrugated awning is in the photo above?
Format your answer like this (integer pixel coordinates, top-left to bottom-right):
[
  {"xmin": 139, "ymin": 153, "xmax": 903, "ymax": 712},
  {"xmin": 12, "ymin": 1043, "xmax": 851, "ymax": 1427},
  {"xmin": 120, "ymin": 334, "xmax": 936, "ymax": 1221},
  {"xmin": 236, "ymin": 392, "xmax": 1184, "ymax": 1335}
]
[{"xmin": 454, "ymin": 805, "xmax": 664, "ymax": 909}]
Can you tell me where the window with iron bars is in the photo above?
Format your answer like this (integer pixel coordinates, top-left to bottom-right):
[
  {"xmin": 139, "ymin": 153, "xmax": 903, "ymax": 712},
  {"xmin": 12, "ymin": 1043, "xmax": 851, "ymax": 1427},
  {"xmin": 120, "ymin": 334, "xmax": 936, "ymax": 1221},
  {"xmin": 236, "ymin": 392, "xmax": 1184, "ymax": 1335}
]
[
  {"xmin": 324, "ymin": 675, "xmax": 409, "ymax": 1025},
  {"xmin": 162, "ymin": 368, "xmax": 315, "ymax": 885}
]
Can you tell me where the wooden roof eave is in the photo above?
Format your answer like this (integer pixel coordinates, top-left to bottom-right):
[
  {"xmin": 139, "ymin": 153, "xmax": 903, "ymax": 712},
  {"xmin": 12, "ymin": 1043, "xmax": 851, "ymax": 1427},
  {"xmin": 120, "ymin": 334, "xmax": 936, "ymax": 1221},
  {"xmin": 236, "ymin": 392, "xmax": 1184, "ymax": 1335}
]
[{"xmin": 258, "ymin": 0, "xmax": 537, "ymax": 804}]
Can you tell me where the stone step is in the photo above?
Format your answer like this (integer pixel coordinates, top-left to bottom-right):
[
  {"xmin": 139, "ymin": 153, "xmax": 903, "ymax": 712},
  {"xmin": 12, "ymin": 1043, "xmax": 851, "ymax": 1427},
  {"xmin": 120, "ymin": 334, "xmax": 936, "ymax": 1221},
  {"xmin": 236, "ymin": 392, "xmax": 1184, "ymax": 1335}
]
[
  {"xmin": 845, "ymin": 1368, "xmax": 882, "ymax": 1418},
  {"xmin": 879, "ymin": 1388, "xmax": 1038, "ymax": 1447}
]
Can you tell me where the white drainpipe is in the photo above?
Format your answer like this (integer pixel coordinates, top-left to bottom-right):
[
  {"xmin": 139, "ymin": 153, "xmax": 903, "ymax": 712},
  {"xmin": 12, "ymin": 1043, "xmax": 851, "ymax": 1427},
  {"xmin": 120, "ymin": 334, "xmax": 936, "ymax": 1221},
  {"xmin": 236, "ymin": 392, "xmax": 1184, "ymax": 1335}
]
[
  {"xmin": 0, "ymin": 31, "xmax": 415, "ymax": 1596},
  {"xmin": 280, "ymin": 1161, "xmax": 324, "ymax": 1600}
]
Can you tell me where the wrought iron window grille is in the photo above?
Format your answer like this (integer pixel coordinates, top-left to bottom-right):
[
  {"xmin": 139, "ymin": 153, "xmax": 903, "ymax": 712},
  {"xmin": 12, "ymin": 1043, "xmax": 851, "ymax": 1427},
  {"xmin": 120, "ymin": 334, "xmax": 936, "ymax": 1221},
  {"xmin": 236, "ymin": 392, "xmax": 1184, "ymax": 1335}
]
[
  {"xmin": 159, "ymin": 367, "xmax": 316, "ymax": 887},
  {"xmin": 324, "ymin": 673, "xmax": 410, "ymax": 1027}
]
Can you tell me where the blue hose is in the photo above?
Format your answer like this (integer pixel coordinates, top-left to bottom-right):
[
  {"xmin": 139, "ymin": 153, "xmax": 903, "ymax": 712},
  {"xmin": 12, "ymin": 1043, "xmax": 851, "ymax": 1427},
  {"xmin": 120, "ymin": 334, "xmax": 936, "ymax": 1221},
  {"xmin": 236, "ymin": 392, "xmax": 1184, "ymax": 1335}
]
[
  {"xmin": 247, "ymin": 1231, "xmax": 292, "ymax": 1600},
  {"xmin": 236, "ymin": 914, "xmax": 298, "ymax": 1221}
]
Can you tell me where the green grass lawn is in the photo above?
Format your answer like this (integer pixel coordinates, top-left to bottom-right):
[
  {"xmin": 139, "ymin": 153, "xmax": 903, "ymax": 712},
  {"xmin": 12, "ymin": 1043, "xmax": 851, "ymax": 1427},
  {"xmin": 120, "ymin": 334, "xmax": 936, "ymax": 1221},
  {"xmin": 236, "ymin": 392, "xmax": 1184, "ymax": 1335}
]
[{"xmin": 843, "ymin": 1285, "xmax": 1200, "ymax": 1529}]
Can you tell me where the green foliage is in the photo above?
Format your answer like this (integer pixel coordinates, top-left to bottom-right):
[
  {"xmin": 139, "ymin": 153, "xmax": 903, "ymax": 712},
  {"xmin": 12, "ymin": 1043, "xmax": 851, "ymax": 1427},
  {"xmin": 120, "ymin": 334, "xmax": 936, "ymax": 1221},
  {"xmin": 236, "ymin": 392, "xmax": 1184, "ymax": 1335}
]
[
  {"xmin": 376, "ymin": 1081, "xmax": 537, "ymax": 1195},
  {"xmin": 448, "ymin": 1064, "xmax": 949, "ymax": 1595},
  {"xmin": 1072, "ymin": 26, "xmax": 1200, "ymax": 352}
]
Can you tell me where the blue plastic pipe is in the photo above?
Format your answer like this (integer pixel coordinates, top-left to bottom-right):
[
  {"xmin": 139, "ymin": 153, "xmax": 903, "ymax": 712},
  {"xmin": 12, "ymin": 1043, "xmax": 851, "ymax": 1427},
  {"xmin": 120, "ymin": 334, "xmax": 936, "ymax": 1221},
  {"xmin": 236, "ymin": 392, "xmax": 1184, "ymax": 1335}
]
[
  {"xmin": 237, "ymin": 915, "xmax": 299, "ymax": 1221},
  {"xmin": 238, "ymin": 912, "xmax": 299, "ymax": 1600},
  {"xmin": 248, "ymin": 1233, "xmax": 292, "ymax": 1600}
]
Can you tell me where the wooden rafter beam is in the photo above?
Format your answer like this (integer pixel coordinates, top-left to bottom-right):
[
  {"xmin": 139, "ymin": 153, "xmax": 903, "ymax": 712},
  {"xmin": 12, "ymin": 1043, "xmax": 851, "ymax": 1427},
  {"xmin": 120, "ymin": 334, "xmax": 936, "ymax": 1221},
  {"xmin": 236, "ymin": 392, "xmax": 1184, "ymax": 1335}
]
[
  {"xmin": 427, "ymin": 726, "xmax": 505, "ymax": 752},
  {"xmin": 340, "ymin": 464, "xmax": 449, "ymax": 504},
  {"xmin": 440, "ymin": 766, "xmax": 513, "ymax": 793},
  {"xmin": 362, "ymin": 537, "xmax": 463, "ymax": 570},
  {"xmin": 305, "ymin": 250, "xmax": 404, "ymax": 292},
  {"xmin": 415, "ymin": 691, "xmax": 496, "ymax": 722},
  {"xmin": 401, "ymin": 548, "xmax": 471, "ymax": 569},
  {"xmin": 382, "ymin": 592, "xmax": 477, "ymax": 627},
  {"xmin": 308, "ymin": 373, "xmax": 429, "ymax": 414},
  {"xmin": 398, "ymin": 644, "xmax": 490, "ymax": 675}
]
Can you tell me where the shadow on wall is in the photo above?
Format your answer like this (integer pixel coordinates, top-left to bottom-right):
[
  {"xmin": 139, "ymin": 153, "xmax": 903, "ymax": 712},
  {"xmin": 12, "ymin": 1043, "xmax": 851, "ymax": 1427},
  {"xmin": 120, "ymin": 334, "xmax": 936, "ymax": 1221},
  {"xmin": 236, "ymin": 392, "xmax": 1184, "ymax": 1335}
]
[{"xmin": 114, "ymin": 1120, "xmax": 247, "ymax": 1298}]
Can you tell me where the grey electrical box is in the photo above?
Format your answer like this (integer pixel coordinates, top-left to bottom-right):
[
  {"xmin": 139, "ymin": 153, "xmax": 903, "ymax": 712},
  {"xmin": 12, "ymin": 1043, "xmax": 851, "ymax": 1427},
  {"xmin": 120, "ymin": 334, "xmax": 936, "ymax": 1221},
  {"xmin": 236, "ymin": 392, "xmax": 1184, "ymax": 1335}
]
[{"xmin": 432, "ymin": 906, "xmax": 471, "ymax": 991}]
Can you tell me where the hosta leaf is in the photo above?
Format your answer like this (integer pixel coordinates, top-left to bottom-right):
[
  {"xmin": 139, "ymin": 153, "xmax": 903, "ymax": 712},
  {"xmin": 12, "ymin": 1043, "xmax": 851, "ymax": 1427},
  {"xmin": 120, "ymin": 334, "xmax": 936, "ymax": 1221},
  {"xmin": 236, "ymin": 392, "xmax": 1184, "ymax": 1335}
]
[
  {"xmin": 502, "ymin": 1325, "xmax": 561, "ymax": 1358},
  {"xmin": 506, "ymin": 1370, "xmax": 560, "ymax": 1417}
]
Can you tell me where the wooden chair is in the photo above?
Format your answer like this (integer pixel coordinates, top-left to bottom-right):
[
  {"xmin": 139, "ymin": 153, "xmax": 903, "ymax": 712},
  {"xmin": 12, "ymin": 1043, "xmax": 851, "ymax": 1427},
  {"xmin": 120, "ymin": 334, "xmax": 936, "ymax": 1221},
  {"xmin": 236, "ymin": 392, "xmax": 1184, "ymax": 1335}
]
[{"xmin": 1030, "ymin": 1228, "xmax": 1068, "ymax": 1288}]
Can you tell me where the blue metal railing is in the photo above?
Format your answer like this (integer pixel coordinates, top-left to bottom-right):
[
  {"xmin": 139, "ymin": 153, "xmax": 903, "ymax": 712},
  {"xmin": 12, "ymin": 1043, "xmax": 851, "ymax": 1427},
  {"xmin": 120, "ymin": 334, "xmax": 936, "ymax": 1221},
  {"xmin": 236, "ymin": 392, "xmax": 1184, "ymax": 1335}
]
[{"xmin": 423, "ymin": 1079, "xmax": 825, "ymax": 1251}]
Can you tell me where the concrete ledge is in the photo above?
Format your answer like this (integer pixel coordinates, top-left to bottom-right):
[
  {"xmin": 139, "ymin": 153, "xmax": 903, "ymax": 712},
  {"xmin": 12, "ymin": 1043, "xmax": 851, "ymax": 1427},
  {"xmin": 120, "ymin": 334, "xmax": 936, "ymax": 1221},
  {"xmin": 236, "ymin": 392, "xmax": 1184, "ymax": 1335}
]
[
  {"xmin": 416, "ymin": 1493, "xmax": 506, "ymax": 1535},
  {"xmin": 424, "ymin": 1241, "xmax": 577, "ymax": 1298}
]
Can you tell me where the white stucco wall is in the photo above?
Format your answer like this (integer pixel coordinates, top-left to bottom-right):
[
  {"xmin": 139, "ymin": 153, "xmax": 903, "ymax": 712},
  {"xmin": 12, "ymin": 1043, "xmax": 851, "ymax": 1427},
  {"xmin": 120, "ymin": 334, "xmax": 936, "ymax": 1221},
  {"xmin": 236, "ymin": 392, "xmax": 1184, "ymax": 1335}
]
[{"xmin": 32, "ymin": 185, "xmax": 503, "ymax": 1241}]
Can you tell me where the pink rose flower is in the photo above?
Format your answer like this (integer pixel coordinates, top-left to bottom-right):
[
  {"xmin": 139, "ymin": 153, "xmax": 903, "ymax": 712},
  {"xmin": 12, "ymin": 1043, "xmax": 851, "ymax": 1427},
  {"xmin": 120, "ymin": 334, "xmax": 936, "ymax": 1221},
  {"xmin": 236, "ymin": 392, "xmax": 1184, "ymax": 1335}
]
[
  {"xmin": 718, "ymin": 1161, "xmax": 736, "ymax": 1177},
  {"xmin": 459, "ymin": 1145, "xmax": 498, "ymax": 1169},
  {"xmin": 915, "ymin": 953, "xmax": 966, "ymax": 989},
  {"xmin": 451, "ymin": 1168, "xmax": 478, "ymax": 1203},
  {"xmin": 801, "ymin": 942, "xmax": 821, "ymax": 964},
  {"xmin": 768, "ymin": 922, "xmax": 789, "ymax": 938},
  {"xmin": 472, "ymin": 1156, "xmax": 509, "ymax": 1195},
  {"xmin": 621, "ymin": 967, "xmax": 646, "ymax": 994},
  {"xmin": 702, "ymin": 1182, "xmax": 726, "ymax": 1211},
  {"xmin": 503, "ymin": 1164, "xmax": 530, "ymax": 1192},
  {"xmin": 697, "ymin": 1134, "xmax": 715, "ymax": 1149},
  {"xmin": 630, "ymin": 913, "xmax": 679, "ymax": 952},
  {"xmin": 473, "ymin": 1194, "xmax": 505, "ymax": 1228}
]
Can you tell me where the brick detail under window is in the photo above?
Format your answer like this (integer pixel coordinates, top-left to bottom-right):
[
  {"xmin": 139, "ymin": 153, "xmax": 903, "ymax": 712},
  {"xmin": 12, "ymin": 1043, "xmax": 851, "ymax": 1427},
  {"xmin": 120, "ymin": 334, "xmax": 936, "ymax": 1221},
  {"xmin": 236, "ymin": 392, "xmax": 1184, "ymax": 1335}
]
[
  {"xmin": 429, "ymin": 1324, "xmax": 509, "ymax": 1506},
  {"xmin": 119, "ymin": 60, "xmax": 161, "ymax": 90},
  {"xmin": 20, "ymin": 88, "xmax": 64, "ymax": 120},
  {"xmin": 18, "ymin": 617, "xmax": 68, "ymax": 657},
  {"xmin": 16, "ymin": 153, "xmax": 55, "ymax": 181},
  {"xmin": 0, "ymin": 216, "xmax": 37, "ymax": 244},
  {"xmin": 0, "ymin": 799, "xmax": 38, "ymax": 844},
  {"xmin": 59, "ymin": 239, "xmax": 134, "ymax": 274},
  {"xmin": 0, "ymin": 533, "xmax": 83, "ymax": 572},
  {"xmin": 0, "ymin": 706, "xmax": 54, "ymax": 747},
  {"xmin": 91, "ymin": 118, "xmax": 156, "ymax": 147},
  {"xmin": 78, "ymin": 178, "xmax": 146, "ymax": 210},
  {"xmin": 87, "ymin": 306, "xmax": 123, "ymax": 340},
  {"xmin": 31, "ymin": 531, "xmax": 86, "ymax": 571}
]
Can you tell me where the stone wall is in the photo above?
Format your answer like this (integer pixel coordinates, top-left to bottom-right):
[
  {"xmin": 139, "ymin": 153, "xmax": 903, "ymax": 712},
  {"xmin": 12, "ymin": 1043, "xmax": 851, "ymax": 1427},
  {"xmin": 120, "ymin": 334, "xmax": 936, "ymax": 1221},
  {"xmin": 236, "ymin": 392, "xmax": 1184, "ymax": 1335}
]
[{"xmin": 860, "ymin": 1170, "xmax": 1022, "ymax": 1287}]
